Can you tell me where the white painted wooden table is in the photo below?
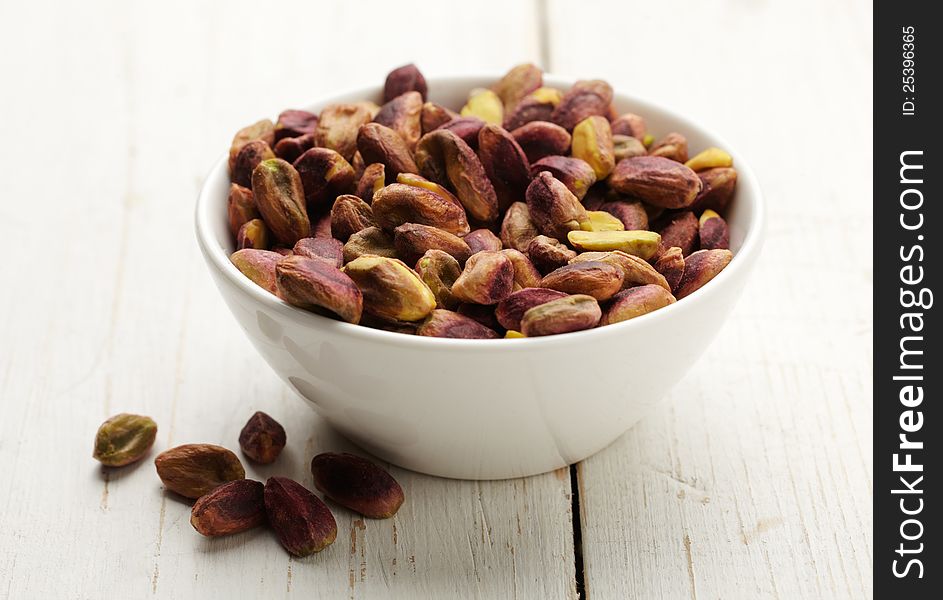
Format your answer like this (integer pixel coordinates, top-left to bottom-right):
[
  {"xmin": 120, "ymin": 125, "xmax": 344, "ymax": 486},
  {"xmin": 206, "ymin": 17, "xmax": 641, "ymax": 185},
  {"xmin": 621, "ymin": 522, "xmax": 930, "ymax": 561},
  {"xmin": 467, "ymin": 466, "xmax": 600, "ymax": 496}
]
[{"xmin": 0, "ymin": 0, "xmax": 872, "ymax": 597}]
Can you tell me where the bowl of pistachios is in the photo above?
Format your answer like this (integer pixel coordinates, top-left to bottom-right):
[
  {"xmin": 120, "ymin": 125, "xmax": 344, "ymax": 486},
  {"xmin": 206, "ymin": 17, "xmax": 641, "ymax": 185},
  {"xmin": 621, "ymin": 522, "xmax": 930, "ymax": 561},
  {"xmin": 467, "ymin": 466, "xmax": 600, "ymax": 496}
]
[{"xmin": 195, "ymin": 64, "xmax": 764, "ymax": 479}]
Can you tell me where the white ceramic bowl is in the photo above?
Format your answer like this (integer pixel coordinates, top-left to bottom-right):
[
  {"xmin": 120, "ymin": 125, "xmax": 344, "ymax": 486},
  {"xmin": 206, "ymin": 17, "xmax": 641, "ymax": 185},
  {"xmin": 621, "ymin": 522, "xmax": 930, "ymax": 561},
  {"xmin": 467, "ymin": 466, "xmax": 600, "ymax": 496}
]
[{"xmin": 195, "ymin": 75, "xmax": 764, "ymax": 480}]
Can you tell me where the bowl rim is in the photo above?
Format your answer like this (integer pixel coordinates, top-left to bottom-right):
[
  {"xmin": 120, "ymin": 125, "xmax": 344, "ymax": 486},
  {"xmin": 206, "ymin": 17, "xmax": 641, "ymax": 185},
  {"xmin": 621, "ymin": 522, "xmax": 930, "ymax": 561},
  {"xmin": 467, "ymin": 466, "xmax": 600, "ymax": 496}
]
[{"xmin": 195, "ymin": 74, "xmax": 765, "ymax": 351}]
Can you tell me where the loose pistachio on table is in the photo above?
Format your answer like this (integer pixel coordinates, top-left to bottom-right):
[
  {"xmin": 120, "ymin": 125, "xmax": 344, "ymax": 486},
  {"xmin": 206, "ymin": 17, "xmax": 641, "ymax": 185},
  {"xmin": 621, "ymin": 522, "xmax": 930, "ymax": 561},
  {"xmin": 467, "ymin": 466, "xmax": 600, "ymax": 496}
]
[
  {"xmin": 265, "ymin": 476, "xmax": 337, "ymax": 556},
  {"xmin": 238, "ymin": 411, "xmax": 287, "ymax": 465},
  {"xmin": 155, "ymin": 444, "xmax": 246, "ymax": 499},
  {"xmin": 93, "ymin": 413, "xmax": 158, "ymax": 467},
  {"xmin": 311, "ymin": 453, "xmax": 406, "ymax": 519},
  {"xmin": 191, "ymin": 479, "xmax": 266, "ymax": 537}
]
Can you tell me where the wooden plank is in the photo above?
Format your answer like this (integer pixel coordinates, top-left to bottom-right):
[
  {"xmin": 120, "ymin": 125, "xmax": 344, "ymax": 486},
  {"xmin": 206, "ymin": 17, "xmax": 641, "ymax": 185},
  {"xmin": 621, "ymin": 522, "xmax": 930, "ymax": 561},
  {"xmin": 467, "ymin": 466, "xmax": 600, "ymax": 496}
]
[
  {"xmin": 544, "ymin": 0, "xmax": 873, "ymax": 597},
  {"xmin": 0, "ymin": 1, "xmax": 578, "ymax": 598}
]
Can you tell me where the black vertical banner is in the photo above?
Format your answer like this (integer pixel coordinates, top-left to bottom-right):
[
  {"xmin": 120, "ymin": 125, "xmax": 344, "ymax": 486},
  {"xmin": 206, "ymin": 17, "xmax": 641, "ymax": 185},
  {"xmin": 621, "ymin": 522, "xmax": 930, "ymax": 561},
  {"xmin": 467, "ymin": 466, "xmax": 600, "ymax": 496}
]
[{"xmin": 875, "ymin": 1, "xmax": 939, "ymax": 596}]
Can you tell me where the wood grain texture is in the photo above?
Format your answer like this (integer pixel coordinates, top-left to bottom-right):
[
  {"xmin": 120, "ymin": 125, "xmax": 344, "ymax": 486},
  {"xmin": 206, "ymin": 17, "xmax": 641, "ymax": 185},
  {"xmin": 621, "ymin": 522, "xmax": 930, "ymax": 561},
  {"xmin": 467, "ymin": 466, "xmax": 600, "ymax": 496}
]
[
  {"xmin": 0, "ymin": 0, "xmax": 872, "ymax": 598},
  {"xmin": 0, "ymin": 1, "xmax": 576, "ymax": 598},
  {"xmin": 545, "ymin": 0, "xmax": 873, "ymax": 598}
]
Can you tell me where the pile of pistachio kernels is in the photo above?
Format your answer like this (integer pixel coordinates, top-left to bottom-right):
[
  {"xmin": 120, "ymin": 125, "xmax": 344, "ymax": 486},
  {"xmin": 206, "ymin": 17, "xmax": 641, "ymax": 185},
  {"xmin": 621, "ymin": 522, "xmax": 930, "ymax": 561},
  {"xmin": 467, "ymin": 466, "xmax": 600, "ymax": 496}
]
[{"xmin": 226, "ymin": 64, "xmax": 737, "ymax": 339}]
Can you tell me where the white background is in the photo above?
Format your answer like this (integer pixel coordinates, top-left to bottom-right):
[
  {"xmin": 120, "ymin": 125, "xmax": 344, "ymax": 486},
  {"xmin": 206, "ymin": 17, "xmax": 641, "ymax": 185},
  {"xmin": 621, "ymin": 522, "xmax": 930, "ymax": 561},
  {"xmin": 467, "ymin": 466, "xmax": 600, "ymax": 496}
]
[{"xmin": 0, "ymin": 0, "xmax": 872, "ymax": 598}]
